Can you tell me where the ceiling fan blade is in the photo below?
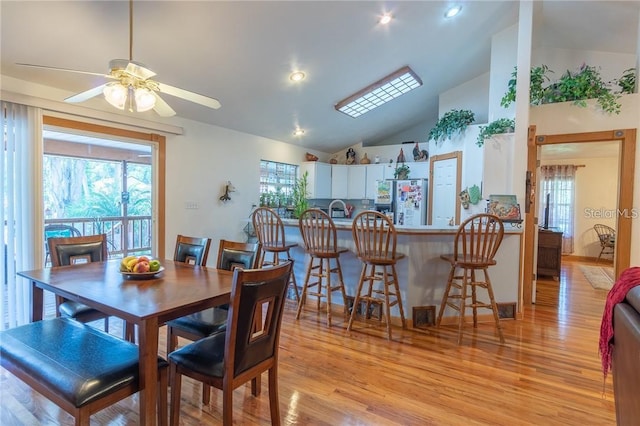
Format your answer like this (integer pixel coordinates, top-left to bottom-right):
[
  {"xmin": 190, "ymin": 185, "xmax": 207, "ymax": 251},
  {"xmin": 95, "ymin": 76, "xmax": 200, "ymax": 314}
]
[
  {"xmin": 16, "ymin": 63, "xmax": 112, "ymax": 78},
  {"xmin": 125, "ymin": 61, "xmax": 156, "ymax": 80},
  {"xmin": 152, "ymin": 93, "xmax": 176, "ymax": 117},
  {"xmin": 65, "ymin": 84, "xmax": 108, "ymax": 103},
  {"xmin": 157, "ymin": 83, "xmax": 221, "ymax": 110}
]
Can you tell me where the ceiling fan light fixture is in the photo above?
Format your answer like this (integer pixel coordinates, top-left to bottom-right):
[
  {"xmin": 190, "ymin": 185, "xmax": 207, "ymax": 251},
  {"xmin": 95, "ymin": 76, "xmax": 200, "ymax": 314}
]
[
  {"xmin": 134, "ymin": 87, "xmax": 156, "ymax": 112},
  {"xmin": 103, "ymin": 82, "xmax": 128, "ymax": 110}
]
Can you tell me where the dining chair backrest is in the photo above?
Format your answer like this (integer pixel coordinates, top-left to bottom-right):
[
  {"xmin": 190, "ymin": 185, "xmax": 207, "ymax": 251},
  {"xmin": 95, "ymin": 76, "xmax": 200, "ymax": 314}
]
[
  {"xmin": 217, "ymin": 239, "xmax": 261, "ymax": 271},
  {"xmin": 351, "ymin": 210, "xmax": 397, "ymax": 261},
  {"xmin": 174, "ymin": 234, "xmax": 212, "ymax": 266},
  {"xmin": 227, "ymin": 261, "xmax": 293, "ymax": 377},
  {"xmin": 252, "ymin": 207, "xmax": 286, "ymax": 249},
  {"xmin": 453, "ymin": 214, "xmax": 504, "ymax": 264},
  {"xmin": 298, "ymin": 208, "xmax": 339, "ymax": 254},
  {"xmin": 48, "ymin": 234, "xmax": 108, "ymax": 267}
]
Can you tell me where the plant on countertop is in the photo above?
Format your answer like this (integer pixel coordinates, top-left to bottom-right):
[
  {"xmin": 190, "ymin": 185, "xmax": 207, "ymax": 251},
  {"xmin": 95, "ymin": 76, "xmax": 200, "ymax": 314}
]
[
  {"xmin": 501, "ymin": 63, "xmax": 633, "ymax": 114},
  {"xmin": 427, "ymin": 109, "xmax": 475, "ymax": 144},
  {"xmin": 394, "ymin": 163, "xmax": 410, "ymax": 179},
  {"xmin": 476, "ymin": 118, "xmax": 515, "ymax": 147},
  {"xmin": 291, "ymin": 171, "xmax": 309, "ymax": 219}
]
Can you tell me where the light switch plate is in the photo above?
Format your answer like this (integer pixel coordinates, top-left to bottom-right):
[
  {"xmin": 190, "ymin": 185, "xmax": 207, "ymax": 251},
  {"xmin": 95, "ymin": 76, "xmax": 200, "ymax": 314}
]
[{"xmin": 184, "ymin": 201, "xmax": 199, "ymax": 209}]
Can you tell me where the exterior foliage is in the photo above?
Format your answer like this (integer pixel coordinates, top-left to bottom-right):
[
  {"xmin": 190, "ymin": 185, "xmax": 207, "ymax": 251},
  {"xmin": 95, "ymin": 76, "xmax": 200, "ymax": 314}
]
[{"xmin": 291, "ymin": 171, "xmax": 309, "ymax": 219}]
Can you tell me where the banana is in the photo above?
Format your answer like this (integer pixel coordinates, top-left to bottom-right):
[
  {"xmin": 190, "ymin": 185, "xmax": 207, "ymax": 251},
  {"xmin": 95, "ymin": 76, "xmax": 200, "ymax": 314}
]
[
  {"xmin": 127, "ymin": 257, "xmax": 139, "ymax": 272},
  {"xmin": 120, "ymin": 256, "xmax": 137, "ymax": 272}
]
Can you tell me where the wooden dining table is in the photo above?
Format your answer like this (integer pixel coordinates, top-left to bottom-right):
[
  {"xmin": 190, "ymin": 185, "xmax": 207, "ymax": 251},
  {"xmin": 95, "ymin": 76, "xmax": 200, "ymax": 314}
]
[{"xmin": 17, "ymin": 259, "xmax": 234, "ymax": 426}]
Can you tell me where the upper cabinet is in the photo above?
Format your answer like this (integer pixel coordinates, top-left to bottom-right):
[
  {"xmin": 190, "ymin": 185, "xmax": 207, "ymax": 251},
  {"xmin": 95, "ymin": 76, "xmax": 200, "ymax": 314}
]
[
  {"xmin": 365, "ymin": 164, "xmax": 393, "ymax": 199},
  {"xmin": 347, "ymin": 165, "xmax": 367, "ymax": 199},
  {"xmin": 300, "ymin": 161, "xmax": 332, "ymax": 199},
  {"xmin": 331, "ymin": 165, "xmax": 349, "ymax": 199},
  {"xmin": 408, "ymin": 162, "xmax": 429, "ymax": 179}
]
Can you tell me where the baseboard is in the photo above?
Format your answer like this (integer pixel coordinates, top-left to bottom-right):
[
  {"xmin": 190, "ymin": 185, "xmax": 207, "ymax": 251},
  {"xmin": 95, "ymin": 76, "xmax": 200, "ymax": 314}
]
[{"xmin": 564, "ymin": 255, "xmax": 613, "ymax": 264}]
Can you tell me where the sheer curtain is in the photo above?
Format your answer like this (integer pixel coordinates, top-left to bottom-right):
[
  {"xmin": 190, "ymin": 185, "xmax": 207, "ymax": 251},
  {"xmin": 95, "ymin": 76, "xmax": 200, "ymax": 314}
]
[
  {"xmin": 539, "ymin": 164, "xmax": 577, "ymax": 254},
  {"xmin": 1, "ymin": 102, "xmax": 42, "ymax": 330}
]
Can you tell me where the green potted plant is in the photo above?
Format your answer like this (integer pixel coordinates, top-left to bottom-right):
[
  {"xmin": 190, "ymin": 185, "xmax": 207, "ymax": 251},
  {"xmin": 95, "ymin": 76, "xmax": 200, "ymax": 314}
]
[
  {"xmin": 612, "ymin": 67, "xmax": 636, "ymax": 94},
  {"xmin": 394, "ymin": 163, "xmax": 410, "ymax": 179},
  {"xmin": 501, "ymin": 63, "xmax": 628, "ymax": 114},
  {"xmin": 427, "ymin": 109, "xmax": 475, "ymax": 144},
  {"xmin": 476, "ymin": 118, "xmax": 515, "ymax": 147},
  {"xmin": 291, "ymin": 171, "xmax": 309, "ymax": 219}
]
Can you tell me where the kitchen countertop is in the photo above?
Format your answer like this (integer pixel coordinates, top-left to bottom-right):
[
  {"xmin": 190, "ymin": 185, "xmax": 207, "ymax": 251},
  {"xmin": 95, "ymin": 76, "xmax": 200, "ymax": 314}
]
[{"xmin": 281, "ymin": 218, "xmax": 523, "ymax": 235}]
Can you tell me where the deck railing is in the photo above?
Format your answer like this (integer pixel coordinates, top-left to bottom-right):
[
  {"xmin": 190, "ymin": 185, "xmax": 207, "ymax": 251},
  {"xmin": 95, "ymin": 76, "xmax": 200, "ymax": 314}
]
[{"xmin": 45, "ymin": 216, "xmax": 152, "ymax": 259}]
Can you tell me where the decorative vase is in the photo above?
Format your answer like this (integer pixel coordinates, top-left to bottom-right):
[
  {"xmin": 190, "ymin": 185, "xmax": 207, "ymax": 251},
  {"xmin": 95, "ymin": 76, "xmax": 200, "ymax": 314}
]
[{"xmin": 360, "ymin": 153, "xmax": 371, "ymax": 164}]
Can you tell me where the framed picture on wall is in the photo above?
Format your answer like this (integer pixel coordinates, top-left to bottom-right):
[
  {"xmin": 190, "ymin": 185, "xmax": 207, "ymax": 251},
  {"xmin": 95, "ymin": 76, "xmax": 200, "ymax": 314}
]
[{"xmin": 486, "ymin": 194, "xmax": 521, "ymax": 222}]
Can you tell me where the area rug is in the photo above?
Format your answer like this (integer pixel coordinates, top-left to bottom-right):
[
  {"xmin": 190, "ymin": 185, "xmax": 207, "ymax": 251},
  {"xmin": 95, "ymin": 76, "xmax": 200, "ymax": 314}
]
[{"xmin": 579, "ymin": 265, "xmax": 615, "ymax": 291}]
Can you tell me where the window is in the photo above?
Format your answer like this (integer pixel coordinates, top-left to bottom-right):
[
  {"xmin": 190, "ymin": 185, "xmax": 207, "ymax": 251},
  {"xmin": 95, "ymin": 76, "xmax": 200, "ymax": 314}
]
[
  {"xmin": 259, "ymin": 160, "xmax": 298, "ymax": 214},
  {"xmin": 539, "ymin": 164, "xmax": 577, "ymax": 254}
]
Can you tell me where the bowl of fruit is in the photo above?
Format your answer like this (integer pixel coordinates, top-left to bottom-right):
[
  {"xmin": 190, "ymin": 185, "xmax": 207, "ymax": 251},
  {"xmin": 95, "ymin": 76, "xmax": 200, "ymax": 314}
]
[{"xmin": 119, "ymin": 256, "xmax": 164, "ymax": 279}]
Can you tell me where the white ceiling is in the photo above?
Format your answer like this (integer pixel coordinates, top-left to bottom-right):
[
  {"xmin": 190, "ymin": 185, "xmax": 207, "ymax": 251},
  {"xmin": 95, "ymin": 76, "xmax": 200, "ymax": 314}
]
[{"xmin": 1, "ymin": 1, "xmax": 638, "ymax": 153}]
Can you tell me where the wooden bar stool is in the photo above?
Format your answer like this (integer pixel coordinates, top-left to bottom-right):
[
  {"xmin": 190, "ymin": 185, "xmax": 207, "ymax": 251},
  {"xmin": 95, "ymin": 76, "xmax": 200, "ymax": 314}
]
[
  {"xmin": 252, "ymin": 207, "xmax": 300, "ymax": 301},
  {"xmin": 348, "ymin": 210, "xmax": 406, "ymax": 340},
  {"xmin": 296, "ymin": 208, "xmax": 348, "ymax": 326},
  {"xmin": 436, "ymin": 213, "xmax": 505, "ymax": 345}
]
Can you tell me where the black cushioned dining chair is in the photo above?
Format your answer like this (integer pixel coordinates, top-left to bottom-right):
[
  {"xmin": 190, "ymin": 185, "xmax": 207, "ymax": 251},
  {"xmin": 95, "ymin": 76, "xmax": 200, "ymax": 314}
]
[
  {"xmin": 173, "ymin": 234, "xmax": 212, "ymax": 266},
  {"xmin": 169, "ymin": 261, "xmax": 293, "ymax": 426},
  {"xmin": 165, "ymin": 239, "xmax": 260, "ymax": 404},
  {"xmin": 436, "ymin": 213, "xmax": 505, "ymax": 345},
  {"xmin": 44, "ymin": 224, "xmax": 81, "ymax": 265},
  {"xmin": 48, "ymin": 234, "xmax": 112, "ymax": 332}
]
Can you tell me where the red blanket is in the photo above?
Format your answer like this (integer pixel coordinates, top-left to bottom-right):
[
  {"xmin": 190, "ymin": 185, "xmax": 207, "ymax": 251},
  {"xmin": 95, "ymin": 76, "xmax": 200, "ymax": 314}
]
[{"xmin": 599, "ymin": 266, "xmax": 640, "ymax": 380}]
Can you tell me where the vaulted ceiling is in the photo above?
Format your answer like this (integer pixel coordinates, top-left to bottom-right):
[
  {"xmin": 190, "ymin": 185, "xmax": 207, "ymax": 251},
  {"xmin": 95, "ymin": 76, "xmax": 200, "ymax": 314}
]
[{"xmin": 1, "ymin": 1, "xmax": 638, "ymax": 153}]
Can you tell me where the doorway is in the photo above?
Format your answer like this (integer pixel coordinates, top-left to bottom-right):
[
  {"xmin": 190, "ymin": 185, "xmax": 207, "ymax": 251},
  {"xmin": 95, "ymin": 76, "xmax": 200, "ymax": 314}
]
[
  {"xmin": 42, "ymin": 116, "xmax": 166, "ymax": 259},
  {"xmin": 523, "ymin": 128, "xmax": 636, "ymax": 305}
]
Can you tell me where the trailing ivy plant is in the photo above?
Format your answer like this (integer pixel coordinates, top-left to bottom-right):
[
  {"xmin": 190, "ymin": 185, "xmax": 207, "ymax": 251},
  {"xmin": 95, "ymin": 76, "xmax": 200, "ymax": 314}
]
[
  {"xmin": 501, "ymin": 63, "xmax": 629, "ymax": 114},
  {"xmin": 501, "ymin": 65, "xmax": 552, "ymax": 107},
  {"xmin": 613, "ymin": 68, "xmax": 636, "ymax": 94},
  {"xmin": 427, "ymin": 109, "xmax": 475, "ymax": 144},
  {"xmin": 476, "ymin": 118, "xmax": 515, "ymax": 147}
]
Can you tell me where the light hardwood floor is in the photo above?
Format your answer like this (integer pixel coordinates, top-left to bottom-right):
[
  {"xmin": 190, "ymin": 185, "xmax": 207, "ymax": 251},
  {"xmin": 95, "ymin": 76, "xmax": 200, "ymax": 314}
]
[{"xmin": 1, "ymin": 258, "xmax": 616, "ymax": 425}]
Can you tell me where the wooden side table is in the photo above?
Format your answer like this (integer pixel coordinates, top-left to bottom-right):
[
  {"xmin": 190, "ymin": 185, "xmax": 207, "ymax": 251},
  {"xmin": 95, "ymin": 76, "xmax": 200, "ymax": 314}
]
[{"xmin": 537, "ymin": 228, "xmax": 563, "ymax": 278}]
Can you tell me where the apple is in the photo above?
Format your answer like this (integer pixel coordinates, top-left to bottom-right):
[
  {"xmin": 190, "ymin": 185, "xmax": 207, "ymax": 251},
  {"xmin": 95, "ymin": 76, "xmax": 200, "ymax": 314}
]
[
  {"xmin": 149, "ymin": 259, "xmax": 161, "ymax": 272},
  {"xmin": 133, "ymin": 261, "xmax": 150, "ymax": 273},
  {"xmin": 137, "ymin": 256, "xmax": 150, "ymax": 264}
]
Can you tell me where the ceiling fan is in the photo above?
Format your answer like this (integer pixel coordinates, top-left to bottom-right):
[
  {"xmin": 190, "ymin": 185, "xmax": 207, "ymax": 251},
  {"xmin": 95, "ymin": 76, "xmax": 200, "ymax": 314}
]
[{"xmin": 16, "ymin": 0, "xmax": 220, "ymax": 117}]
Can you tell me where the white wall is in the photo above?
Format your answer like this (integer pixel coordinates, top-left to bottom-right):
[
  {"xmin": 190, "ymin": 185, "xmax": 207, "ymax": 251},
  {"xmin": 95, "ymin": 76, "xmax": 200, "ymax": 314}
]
[
  {"xmin": 489, "ymin": 24, "xmax": 518, "ymax": 121},
  {"xmin": 540, "ymin": 156, "xmax": 619, "ymax": 258},
  {"xmin": 438, "ymin": 73, "xmax": 490, "ymax": 125}
]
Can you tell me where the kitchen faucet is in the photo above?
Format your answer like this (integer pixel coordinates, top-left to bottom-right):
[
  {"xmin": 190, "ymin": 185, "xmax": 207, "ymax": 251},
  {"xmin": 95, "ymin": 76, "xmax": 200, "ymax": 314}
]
[{"xmin": 328, "ymin": 199, "xmax": 347, "ymax": 218}]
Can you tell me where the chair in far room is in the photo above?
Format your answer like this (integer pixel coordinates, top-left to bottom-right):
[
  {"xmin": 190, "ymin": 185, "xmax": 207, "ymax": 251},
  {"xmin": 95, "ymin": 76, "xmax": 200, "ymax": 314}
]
[{"xmin": 594, "ymin": 223, "xmax": 616, "ymax": 263}]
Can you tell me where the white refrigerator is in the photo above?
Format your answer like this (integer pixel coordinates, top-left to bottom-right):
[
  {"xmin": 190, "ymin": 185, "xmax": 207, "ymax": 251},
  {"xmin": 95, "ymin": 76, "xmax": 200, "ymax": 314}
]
[{"xmin": 394, "ymin": 179, "xmax": 428, "ymax": 227}]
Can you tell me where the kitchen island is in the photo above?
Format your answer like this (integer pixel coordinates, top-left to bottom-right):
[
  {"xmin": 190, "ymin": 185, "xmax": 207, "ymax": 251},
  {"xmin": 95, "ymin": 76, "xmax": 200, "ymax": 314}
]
[{"xmin": 281, "ymin": 218, "xmax": 523, "ymax": 326}]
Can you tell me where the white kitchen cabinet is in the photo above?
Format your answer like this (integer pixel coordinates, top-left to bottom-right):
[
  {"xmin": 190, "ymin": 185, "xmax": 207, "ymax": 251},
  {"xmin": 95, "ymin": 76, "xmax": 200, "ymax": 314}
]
[
  {"xmin": 331, "ymin": 165, "xmax": 348, "ymax": 199},
  {"xmin": 365, "ymin": 164, "xmax": 393, "ymax": 199},
  {"xmin": 299, "ymin": 161, "xmax": 332, "ymax": 199},
  {"xmin": 408, "ymin": 161, "xmax": 430, "ymax": 179},
  {"xmin": 347, "ymin": 165, "xmax": 367, "ymax": 199}
]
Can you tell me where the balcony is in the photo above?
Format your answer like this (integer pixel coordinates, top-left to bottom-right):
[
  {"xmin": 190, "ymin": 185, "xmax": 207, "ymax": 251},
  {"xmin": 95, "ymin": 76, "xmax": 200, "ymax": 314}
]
[{"xmin": 44, "ymin": 215, "xmax": 153, "ymax": 262}]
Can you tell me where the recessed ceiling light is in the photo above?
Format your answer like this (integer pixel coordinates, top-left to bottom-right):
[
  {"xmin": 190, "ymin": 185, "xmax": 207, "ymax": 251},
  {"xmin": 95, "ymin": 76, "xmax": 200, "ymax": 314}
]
[
  {"xmin": 444, "ymin": 5, "xmax": 462, "ymax": 18},
  {"xmin": 293, "ymin": 128, "xmax": 305, "ymax": 136},
  {"xmin": 290, "ymin": 71, "xmax": 306, "ymax": 82},
  {"xmin": 379, "ymin": 13, "xmax": 392, "ymax": 25}
]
